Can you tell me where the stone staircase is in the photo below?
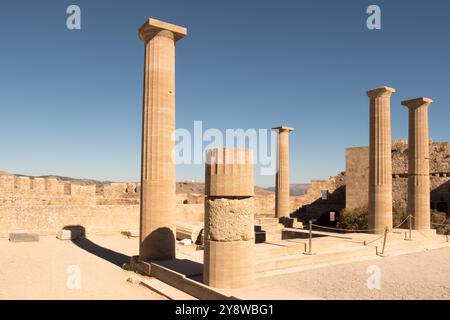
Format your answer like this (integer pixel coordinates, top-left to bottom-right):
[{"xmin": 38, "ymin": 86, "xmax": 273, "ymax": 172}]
[
  {"xmin": 253, "ymin": 231, "xmax": 450, "ymax": 274},
  {"xmin": 254, "ymin": 215, "xmax": 304, "ymax": 243},
  {"xmin": 255, "ymin": 217, "xmax": 284, "ymax": 242}
]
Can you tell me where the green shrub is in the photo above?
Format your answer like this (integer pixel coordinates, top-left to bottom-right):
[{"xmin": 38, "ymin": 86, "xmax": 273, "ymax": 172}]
[
  {"xmin": 431, "ymin": 210, "xmax": 450, "ymax": 235},
  {"xmin": 339, "ymin": 206, "xmax": 450, "ymax": 235},
  {"xmin": 338, "ymin": 207, "xmax": 368, "ymax": 231},
  {"xmin": 393, "ymin": 205, "xmax": 409, "ymax": 229}
]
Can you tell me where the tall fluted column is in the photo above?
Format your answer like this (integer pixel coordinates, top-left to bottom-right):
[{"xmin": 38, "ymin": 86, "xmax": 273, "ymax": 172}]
[
  {"xmin": 402, "ymin": 97, "xmax": 432, "ymax": 230},
  {"xmin": 272, "ymin": 126, "xmax": 294, "ymax": 219},
  {"xmin": 367, "ymin": 86, "xmax": 395, "ymax": 234},
  {"xmin": 138, "ymin": 18, "xmax": 187, "ymax": 261}
]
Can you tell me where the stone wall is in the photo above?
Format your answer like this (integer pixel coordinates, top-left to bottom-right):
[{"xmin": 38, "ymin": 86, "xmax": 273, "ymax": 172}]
[
  {"xmin": 0, "ymin": 173, "xmax": 96, "ymax": 198},
  {"xmin": 0, "ymin": 203, "xmax": 204, "ymax": 238},
  {"xmin": 0, "ymin": 169, "xmax": 348, "ymax": 234},
  {"xmin": 293, "ymin": 174, "xmax": 346, "ymax": 222},
  {"xmin": 345, "ymin": 147, "xmax": 369, "ymax": 210},
  {"xmin": 346, "ymin": 140, "xmax": 450, "ymax": 215}
]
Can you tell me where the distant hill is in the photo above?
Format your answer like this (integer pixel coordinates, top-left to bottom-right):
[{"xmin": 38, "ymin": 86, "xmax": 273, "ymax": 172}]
[
  {"xmin": 1, "ymin": 170, "xmax": 274, "ymax": 195},
  {"xmin": 176, "ymin": 181, "xmax": 273, "ymax": 195},
  {"xmin": 266, "ymin": 184, "xmax": 310, "ymax": 196}
]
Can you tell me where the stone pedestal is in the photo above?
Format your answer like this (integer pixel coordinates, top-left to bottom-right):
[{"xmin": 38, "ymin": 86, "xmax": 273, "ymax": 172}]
[
  {"xmin": 204, "ymin": 148, "xmax": 254, "ymax": 289},
  {"xmin": 138, "ymin": 18, "xmax": 187, "ymax": 261},
  {"xmin": 367, "ymin": 86, "xmax": 395, "ymax": 234},
  {"xmin": 272, "ymin": 126, "xmax": 294, "ymax": 219},
  {"xmin": 402, "ymin": 97, "xmax": 433, "ymax": 230}
]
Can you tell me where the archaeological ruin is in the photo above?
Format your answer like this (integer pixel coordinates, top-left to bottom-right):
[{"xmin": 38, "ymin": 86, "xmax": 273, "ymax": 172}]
[{"xmin": 1, "ymin": 16, "xmax": 449, "ymax": 300}]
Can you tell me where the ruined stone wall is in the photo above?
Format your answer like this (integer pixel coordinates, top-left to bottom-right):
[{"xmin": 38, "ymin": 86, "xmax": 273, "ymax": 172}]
[
  {"xmin": 253, "ymin": 176, "xmax": 343, "ymax": 218},
  {"xmin": 345, "ymin": 147, "xmax": 369, "ymax": 210},
  {"xmin": 293, "ymin": 174, "xmax": 346, "ymax": 221},
  {"xmin": 0, "ymin": 173, "xmax": 96, "ymax": 199},
  {"xmin": 0, "ymin": 203, "xmax": 204, "ymax": 238},
  {"xmin": 346, "ymin": 140, "xmax": 450, "ymax": 214},
  {"xmin": 102, "ymin": 183, "xmax": 139, "ymax": 198}
]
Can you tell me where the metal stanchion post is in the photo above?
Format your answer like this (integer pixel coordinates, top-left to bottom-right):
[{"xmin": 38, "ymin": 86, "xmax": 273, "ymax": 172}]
[
  {"xmin": 378, "ymin": 226, "xmax": 388, "ymax": 257},
  {"xmin": 405, "ymin": 215, "xmax": 413, "ymax": 241},
  {"xmin": 303, "ymin": 220, "xmax": 315, "ymax": 255},
  {"xmin": 409, "ymin": 215, "xmax": 412, "ymax": 241}
]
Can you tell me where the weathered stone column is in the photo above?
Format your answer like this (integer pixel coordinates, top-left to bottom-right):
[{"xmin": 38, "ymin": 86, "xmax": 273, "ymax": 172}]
[
  {"xmin": 402, "ymin": 97, "xmax": 433, "ymax": 230},
  {"xmin": 204, "ymin": 148, "xmax": 254, "ymax": 289},
  {"xmin": 138, "ymin": 18, "xmax": 187, "ymax": 261},
  {"xmin": 367, "ymin": 86, "xmax": 395, "ymax": 233},
  {"xmin": 272, "ymin": 126, "xmax": 294, "ymax": 219}
]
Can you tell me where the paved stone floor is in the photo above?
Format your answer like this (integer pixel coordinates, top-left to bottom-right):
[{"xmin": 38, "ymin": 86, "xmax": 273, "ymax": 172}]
[{"xmin": 257, "ymin": 247, "xmax": 450, "ymax": 300}]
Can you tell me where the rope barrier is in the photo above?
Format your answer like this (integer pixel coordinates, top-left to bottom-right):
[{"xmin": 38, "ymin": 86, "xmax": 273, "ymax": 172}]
[
  {"xmin": 303, "ymin": 214, "xmax": 449, "ymax": 257},
  {"xmin": 393, "ymin": 215, "xmax": 412, "ymax": 229},
  {"xmin": 310, "ymin": 224, "xmax": 378, "ymax": 233},
  {"xmin": 364, "ymin": 234, "xmax": 385, "ymax": 245}
]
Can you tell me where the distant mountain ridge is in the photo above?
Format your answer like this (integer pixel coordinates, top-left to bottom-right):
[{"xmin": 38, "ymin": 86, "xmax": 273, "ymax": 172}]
[
  {"xmin": 0, "ymin": 171, "xmax": 274, "ymax": 195},
  {"xmin": 266, "ymin": 184, "xmax": 310, "ymax": 196}
]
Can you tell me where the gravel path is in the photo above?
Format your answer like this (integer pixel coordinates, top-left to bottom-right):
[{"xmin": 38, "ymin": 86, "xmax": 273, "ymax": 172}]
[{"xmin": 258, "ymin": 248, "xmax": 450, "ymax": 299}]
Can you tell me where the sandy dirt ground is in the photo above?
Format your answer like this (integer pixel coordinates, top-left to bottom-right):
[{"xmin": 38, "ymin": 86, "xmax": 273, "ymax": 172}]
[
  {"xmin": 258, "ymin": 247, "xmax": 450, "ymax": 300},
  {"xmin": 2, "ymin": 234, "xmax": 450, "ymax": 300},
  {"xmin": 0, "ymin": 235, "xmax": 165, "ymax": 300}
]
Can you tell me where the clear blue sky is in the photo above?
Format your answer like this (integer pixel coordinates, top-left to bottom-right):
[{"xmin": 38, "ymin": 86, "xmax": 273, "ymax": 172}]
[{"xmin": 0, "ymin": 0, "xmax": 449, "ymax": 187}]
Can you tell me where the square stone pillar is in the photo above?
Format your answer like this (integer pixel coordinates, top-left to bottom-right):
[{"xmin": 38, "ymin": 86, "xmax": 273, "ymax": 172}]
[
  {"xmin": 402, "ymin": 97, "xmax": 433, "ymax": 230},
  {"xmin": 272, "ymin": 126, "xmax": 294, "ymax": 219},
  {"xmin": 367, "ymin": 86, "xmax": 395, "ymax": 233},
  {"xmin": 138, "ymin": 18, "xmax": 187, "ymax": 261}
]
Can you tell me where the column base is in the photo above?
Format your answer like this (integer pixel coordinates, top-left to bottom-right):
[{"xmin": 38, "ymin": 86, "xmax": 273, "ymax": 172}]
[{"xmin": 204, "ymin": 240, "xmax": 254, "ymax": 289}]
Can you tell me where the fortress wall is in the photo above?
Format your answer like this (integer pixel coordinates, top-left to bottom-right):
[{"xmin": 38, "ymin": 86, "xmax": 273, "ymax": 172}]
[
  {"xmin": 345, "ymin": 147, "xmax": 369, "ymax": 210},
  {"xmin": 102, "ymin": 183, "xmax": 139, "ymax": 198},
  {"xmin": 70, "ymin": 184, "xmax": 96, "ymax": 198},
  {"xmin": 0, "ymin": 205, "xmax": 139, "ymax": 238},
  {"xmin": 177, "ymin": 203, "xmax": 204, "ymax": 224},
  {"xmin": 0, "ymin": 203, "xmax": 204, "ymax": 238},
  {"xmin": 45, "ymin": 178, "xmax": 64, "ymax": 195},
  {"xmin": 0, "ymin": 174, "xmax": 15, "ymax": 193},
  {"xmin": 31, "ymin": 178, "xmax": 46, "ymax": 193},
  {"xmin": 254, "ymin": 194, "xmax": 275, "ymax": 215},
  {"xmin": 14, "ymin": 176, "xmax": 31, "ymax": 191},
  {"xmin": 187, "ymin": 193, "xmax": 204, "ymax": 204},
  {"xmin": 126, "ymin": 183, "xmax": 138, "ymax": 194},
  {"xmin": 345, "ymin": 140, "xmax": 450, "ymax": 212}
]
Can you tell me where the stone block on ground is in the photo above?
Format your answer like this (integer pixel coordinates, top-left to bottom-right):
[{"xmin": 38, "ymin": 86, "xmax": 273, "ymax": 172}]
[
  {"xmin": 57, "ymin": 226, "xmax": 85, "ymax": 240},
  {"xmin": 121, "ymin": 230, "xmax": 139, "ymax": 238},
  {"xmin": 9, "ymin": 233, "xmax": 39, "ymax": 242}
]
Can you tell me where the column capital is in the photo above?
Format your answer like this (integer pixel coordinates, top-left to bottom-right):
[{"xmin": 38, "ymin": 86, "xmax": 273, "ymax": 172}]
[
  {"xmin": 401, "ymin": 97, "xmax": 433, "ymax": 109},
  {"xmin": 272, "ymin": 126, "xmax": 294, "ymax": 133},
  {"xmin": 139, "ymin": 18, "xmax": 187, "ymax": 42},
  {"xmin": 366, "ymin": 86, "xmax": 396, "ymax": 98}
]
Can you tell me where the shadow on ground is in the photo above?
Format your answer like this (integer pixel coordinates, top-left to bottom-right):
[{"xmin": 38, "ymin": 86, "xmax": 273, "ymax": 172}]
[{"xmin": 71, "ymin": 237, "xmax": 130, "ymax": 268}]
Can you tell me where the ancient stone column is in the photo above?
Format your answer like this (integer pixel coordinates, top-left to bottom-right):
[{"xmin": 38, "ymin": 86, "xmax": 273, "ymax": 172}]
[
  {"xmin": 272, "ymin": 126, "xmax": 294, "ymax": 219},
  {"xmin": 204, "ymin": 148, "xmax": 254, "ymax": 289},
  {"xmin": 138, "ymin": 18, "xmax": 187, "ymax": 261},
  {"xmin": 367, "ymin": 86, "xmax": 395, "ymax": 233},
  {"xmin": 402, "ymin": 97, "xmax": 433, "ymax": 230}
]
